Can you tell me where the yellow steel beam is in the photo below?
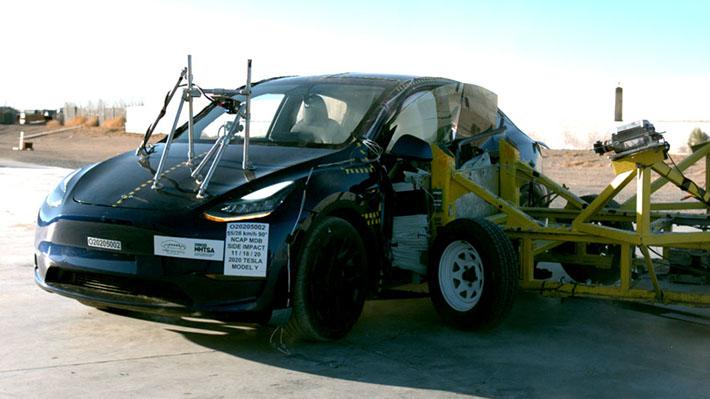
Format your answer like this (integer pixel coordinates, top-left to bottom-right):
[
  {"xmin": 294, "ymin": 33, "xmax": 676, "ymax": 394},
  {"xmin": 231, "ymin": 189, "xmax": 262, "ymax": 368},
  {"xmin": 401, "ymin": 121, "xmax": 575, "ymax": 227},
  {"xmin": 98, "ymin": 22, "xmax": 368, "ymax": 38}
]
[
  {"xmin": 650, "ymin": 202, "xmax": 707, "ymax": 210},
  {"xmin": 513, "ymin": 161, "xmax": 586, "ymax": 209},
  {"xmin": 574, "ymin": 222, "xmax": 642, "ymax": 245},
  {"xmin": 640, "ymin": 246, "xmax": 663, "ymax": 300},
  {"xmin": 571, "ymin": 169, "xmax": 636, "ymax": 229},
  {"xmin": 507, "ymin": 227, "xmax": 710, "ymax": 248},
  {"xmin": 637, "ymin": 167, "xmax": 652, "ymax": 235},
  {"xmin": 521, "ymin": 280, "xmax": 710, "ymax": 306},
  {"xmin": 651, "ymin": 161, "xmax": 710, "ymax": 206},
  {"xmin": 507, "ymin": 230, "xmax": 614, "ymax": 244},
  {"xmin": 486, "ymin": 212, "xmax": 508, "ymax": 225},
  {"xmin": 452, "ymin": 172, "xmax": 540, "ymax": 229},
  {"xmin": 430, "ymin": 145, "xmax": 456, "ymax": 227},
  {"xmin": 571, "ymin": 221, "xmax": 710, "ymax": 248},
  {"xmin": 498, "ymin": 140, "xmax": 520, "ymax": 205},
  {"xmin": 533, "ymin": 239, "xmax": 564, "ymax": 255},
  {"xmin": 520, "ymin": 238, "xmax": 534, "ymax": 284},
  {"xmin": 520, "ymin": 206, "xmax": 709, "ymax": 223},
  {"xmin": 520, "ymin": 207, "xmax": 638, "ymax": 223},
  {"xmin": 620, "ymin": 142, "xmax": 710, "ymax": 209},
  {"xmin": 536, "ymin": 252, "xmax": 614, "ymax": 268},
  {"xmin": 620, "ymin": 244, "xmax": 632, "ymax": 291},
  {"xmin": 643, "ymin": 232, "xmax": 710, "ymax": 247}
]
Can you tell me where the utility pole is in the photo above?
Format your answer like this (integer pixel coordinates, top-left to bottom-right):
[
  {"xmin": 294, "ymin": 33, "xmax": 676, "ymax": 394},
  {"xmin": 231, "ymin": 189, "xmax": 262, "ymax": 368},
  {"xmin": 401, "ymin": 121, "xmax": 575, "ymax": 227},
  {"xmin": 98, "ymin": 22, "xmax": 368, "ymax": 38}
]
[{"xmin": 614, "ymin": 83, "xmax": 623, "ymax": 122}]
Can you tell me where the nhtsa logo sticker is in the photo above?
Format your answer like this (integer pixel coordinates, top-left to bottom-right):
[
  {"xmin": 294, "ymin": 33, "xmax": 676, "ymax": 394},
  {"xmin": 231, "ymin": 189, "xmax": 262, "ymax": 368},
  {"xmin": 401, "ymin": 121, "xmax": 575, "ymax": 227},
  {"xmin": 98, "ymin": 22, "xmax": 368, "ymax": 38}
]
[
  {"xmin": 87, "ymin": 237, "xmax": 122, "ymax": 251},
  {"xmin": 153, "ymin": 235, "xmax": 224, "ymax": 261},
  {"xmin": 194, "ymin": 242, "xmax": 216, "ymax": 257}
]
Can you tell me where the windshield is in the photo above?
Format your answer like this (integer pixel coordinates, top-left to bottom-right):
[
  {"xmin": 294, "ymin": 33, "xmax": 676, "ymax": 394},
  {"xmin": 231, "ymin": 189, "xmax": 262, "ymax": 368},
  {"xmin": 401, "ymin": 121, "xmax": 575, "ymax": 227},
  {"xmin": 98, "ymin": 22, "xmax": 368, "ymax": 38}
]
[{"xmin": 176, "ymin": 80, "xmax": 387, "ymax": 147}]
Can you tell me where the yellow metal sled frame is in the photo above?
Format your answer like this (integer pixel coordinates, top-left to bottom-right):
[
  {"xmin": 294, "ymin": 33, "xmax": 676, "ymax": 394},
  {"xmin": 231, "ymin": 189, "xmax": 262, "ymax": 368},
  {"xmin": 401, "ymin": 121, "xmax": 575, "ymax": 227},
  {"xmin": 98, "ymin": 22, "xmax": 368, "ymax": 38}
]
[{"xmin": 431, "ymin": 140, "xmax": 710, "ymax": 306}]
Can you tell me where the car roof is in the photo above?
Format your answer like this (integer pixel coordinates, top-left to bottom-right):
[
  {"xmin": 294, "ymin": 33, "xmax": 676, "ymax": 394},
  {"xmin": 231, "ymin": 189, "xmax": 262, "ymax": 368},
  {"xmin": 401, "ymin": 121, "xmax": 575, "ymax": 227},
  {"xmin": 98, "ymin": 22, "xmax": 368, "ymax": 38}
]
[
  {"xmin": 255, "ymin": 73, "xmax": 459, "ymax": 88},
  {"xmin": 271, "ymin": 73, "xmax": 416, "ymax": 83}
]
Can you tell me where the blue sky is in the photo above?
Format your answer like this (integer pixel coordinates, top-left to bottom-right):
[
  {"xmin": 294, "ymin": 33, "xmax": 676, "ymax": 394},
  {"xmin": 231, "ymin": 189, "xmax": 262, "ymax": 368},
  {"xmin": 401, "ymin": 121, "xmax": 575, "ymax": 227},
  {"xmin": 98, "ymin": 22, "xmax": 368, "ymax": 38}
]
[
  {"xmin": 227, "ymin": 0, "xmax": 710, "ymax": 76},
  {"xmin": 1, "ymin": 0, "xmax": 708, "ymax": 147}
]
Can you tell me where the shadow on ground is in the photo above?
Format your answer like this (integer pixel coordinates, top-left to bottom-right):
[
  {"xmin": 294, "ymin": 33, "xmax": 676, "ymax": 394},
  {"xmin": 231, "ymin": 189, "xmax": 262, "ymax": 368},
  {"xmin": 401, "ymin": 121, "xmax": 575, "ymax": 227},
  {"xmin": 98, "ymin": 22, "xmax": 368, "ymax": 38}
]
[{"xmin": 106, "ymin": 292, "xmax": 710, "ymax": 398}]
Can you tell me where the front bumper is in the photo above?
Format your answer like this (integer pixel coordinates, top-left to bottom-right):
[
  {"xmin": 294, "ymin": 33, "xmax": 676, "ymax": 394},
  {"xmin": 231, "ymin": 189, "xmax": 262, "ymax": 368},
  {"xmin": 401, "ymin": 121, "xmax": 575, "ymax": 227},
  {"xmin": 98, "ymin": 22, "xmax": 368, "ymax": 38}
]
[{"xmin": 34, "ymin": 218, "xmax": 287, "ymax": 321}]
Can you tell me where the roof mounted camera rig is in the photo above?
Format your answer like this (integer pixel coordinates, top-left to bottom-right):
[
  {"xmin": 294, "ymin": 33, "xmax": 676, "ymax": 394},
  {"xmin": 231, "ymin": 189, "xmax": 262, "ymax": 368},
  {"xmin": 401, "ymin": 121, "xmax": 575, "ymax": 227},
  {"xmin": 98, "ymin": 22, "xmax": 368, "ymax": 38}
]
[{"xmin": 136, "ymin": 55, "xmax": 253, "ymax": 198}]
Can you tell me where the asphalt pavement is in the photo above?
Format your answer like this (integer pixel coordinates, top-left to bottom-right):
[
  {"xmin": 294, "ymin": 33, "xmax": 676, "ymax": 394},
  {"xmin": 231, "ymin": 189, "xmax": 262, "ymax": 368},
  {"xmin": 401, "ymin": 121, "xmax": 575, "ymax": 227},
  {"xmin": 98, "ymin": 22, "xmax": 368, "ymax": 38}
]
[{"xmin": 1, "ymin": 161, "xmax": 708, "ymax": 398}]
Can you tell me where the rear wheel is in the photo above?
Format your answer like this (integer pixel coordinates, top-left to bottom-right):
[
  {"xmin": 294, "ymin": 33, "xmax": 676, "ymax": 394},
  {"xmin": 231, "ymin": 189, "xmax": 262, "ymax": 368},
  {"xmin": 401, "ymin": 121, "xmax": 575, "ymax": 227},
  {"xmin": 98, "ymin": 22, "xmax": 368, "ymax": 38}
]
[
  {"xmin": 287, "ymin": 216, "xmax": 368, "ymax": 341},
  {"xmin": 429, "ymin": 218, "xmax": 518, "ymax": 329}
]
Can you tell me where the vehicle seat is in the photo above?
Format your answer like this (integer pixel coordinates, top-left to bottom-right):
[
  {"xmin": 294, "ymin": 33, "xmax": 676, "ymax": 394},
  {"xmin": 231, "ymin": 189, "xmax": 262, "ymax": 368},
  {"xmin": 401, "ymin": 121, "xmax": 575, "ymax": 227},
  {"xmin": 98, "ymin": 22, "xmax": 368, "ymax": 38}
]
[{"xmin": 290, "ymin": 95, "xmax": 341, "ymax": 143}]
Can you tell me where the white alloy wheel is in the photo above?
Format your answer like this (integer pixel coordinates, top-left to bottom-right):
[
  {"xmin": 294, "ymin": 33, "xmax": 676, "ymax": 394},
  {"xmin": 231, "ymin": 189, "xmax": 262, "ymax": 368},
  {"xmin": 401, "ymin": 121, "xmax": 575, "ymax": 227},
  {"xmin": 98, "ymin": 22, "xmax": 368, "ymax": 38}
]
[{"xmin": 438, "ymin": 240, "xmax": 485, "ymax": 312}]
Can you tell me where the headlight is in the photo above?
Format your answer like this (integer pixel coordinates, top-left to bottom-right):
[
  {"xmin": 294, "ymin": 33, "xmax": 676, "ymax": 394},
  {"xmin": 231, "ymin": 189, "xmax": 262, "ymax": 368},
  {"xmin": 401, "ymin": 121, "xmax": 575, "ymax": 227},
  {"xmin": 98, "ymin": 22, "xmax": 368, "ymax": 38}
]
[
  {"xmin": 203, "ymin": 181, "xmax": 294, "ymax": 222},
  {"xmin": 45, "ymin": 168, "xmax": 81, "ymax": 208}
]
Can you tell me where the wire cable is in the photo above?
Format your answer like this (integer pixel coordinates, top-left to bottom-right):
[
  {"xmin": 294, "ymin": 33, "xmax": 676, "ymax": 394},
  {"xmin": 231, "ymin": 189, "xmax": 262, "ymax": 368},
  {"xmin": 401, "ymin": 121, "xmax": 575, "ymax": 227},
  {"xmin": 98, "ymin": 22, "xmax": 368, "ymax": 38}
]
[
  {"xmin": 269, "ymin": 326, "xmax": 290, "ymax": 355},
  {"xmin": 284, "ymin": 167, "xmax": 315, "ymax": 309},
  {"xmin": 194, "ymin": 84, "xmax": 217, "ymax": 104},
  {"xmin": 667, "ymin": 152, "xmax": 690, "ymax": 183},
  {"xmin": 361, "ymin": 138, "xmax": 384, "ymax": 162}
]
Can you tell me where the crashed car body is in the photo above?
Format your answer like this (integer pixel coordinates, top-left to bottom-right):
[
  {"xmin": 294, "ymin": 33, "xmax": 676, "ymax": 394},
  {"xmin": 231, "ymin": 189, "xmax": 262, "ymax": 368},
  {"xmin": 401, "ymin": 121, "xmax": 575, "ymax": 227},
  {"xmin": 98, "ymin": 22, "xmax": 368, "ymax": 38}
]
[{"xmin": 35, "ymin": 73, "xmax": 542, "ymax": 339}]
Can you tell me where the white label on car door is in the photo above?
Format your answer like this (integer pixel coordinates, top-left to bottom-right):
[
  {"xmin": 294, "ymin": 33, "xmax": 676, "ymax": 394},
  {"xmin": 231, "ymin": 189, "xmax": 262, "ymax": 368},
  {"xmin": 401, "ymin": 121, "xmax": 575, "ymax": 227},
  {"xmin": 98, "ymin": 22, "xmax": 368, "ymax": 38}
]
[
  {"xmin": 153, "ymin": 235, "xmax": 224, "ymax": 261},
  {"xmin": 224, "ymin": 223, "xmax": 269, "ymax": 277}
]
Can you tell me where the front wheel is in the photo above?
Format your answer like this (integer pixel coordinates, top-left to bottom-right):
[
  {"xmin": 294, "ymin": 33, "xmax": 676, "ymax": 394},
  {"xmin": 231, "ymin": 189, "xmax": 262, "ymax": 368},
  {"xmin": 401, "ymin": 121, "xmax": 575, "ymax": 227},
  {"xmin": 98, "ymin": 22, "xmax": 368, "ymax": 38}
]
[
  {"xmin": 287, "ymin": 216, "xmax": 368, "ymax": 341},
  {"xmin": 429, "ymin": 218, "xmax": 518, "ymax": 329}
]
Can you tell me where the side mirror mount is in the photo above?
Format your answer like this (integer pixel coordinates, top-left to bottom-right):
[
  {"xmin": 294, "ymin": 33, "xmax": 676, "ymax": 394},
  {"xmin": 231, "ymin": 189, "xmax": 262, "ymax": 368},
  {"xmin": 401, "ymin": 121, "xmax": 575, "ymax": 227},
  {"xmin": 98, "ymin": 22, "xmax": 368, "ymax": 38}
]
[{"xmin": 389, "ymin": 134, "xmax": 432, "ymax": 162}]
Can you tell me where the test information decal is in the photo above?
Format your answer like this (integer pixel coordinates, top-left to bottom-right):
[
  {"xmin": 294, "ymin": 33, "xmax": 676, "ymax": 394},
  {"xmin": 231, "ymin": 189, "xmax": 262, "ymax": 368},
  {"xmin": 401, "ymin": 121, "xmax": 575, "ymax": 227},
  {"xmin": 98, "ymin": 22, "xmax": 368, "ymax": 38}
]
[
  {"xmin": 153, "ymin": 235, "xmax": 224, "ymax": 261},
  {"xmin": 224, "ymin": 223, "xmax": 269, "ymax": 277}
]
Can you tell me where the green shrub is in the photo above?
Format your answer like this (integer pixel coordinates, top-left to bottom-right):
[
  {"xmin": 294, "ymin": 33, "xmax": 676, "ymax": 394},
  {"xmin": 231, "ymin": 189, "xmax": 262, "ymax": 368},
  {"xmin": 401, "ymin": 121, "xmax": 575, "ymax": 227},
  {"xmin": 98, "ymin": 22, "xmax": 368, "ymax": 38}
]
[{"xmin": 688, "ymin": 127, "xmax": 709, "ymax": 149}]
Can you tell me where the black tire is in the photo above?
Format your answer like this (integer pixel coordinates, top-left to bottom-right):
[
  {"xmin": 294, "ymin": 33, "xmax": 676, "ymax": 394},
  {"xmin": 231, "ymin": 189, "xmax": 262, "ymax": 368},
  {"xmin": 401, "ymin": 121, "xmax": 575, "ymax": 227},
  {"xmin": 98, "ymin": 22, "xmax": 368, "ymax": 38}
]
[
  {"xmin": 558, "ymin": 194, "xmax": 634, "ymax": 284},
  {"xmin": 287, "ymin": 216, "xmax": 368, "ymax": 341},
  {"xmin": 520, "ymin": 181, "xmax": 548, "ymax": 207},
  {"xmin": 428, "ymin": 218, "xmax": 518, "ymax": 330}
]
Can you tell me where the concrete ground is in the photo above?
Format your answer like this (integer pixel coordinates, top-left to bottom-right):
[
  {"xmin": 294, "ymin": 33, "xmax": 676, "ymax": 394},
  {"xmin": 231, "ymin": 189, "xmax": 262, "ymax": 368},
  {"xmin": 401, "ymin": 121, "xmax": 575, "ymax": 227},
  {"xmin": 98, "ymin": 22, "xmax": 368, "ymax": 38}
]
[{"xmin": 0, "ymin": 162, "xmax": 708, "ymax": 398}]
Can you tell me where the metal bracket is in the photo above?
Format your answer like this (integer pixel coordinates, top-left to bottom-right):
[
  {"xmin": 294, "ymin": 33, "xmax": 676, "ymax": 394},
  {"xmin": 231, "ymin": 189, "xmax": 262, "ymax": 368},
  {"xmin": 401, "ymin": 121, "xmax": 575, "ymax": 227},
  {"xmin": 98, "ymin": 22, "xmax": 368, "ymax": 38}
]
[{"xmin": 147, "ymin": 55, "xmax": 253, "ymax": 198}]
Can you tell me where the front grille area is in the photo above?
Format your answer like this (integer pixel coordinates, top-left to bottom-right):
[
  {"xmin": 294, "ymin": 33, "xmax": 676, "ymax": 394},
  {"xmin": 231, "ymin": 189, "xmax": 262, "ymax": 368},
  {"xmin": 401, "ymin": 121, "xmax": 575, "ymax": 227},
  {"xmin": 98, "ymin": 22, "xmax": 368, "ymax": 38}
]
[
  {"xmin": 45, "ymin": 268, "xmax": 192, "ymax": 306},
  {"xmin": 73, "ymin": 272, "xmax": 133, "ymax": 296}
]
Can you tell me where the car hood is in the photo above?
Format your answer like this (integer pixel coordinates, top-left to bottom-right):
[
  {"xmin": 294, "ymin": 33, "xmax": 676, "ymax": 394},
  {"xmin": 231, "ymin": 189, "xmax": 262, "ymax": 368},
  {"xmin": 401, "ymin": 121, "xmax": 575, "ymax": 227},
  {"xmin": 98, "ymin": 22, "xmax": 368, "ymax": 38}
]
[{"xmin": 72, "ymin": 142, "xmax": 336, "ymax": 210}]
